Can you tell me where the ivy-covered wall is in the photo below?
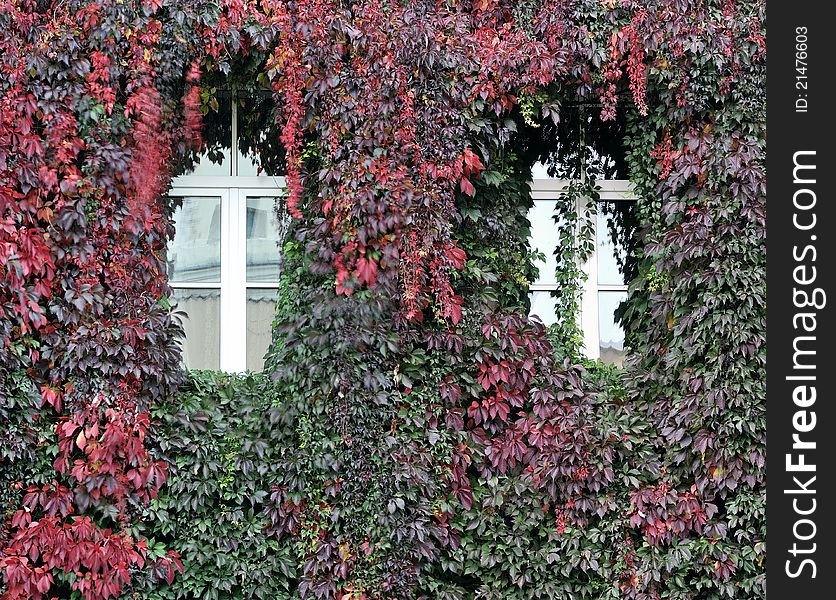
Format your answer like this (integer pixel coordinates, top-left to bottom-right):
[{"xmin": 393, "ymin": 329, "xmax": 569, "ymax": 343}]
[{"xmin": 1, "ymin": 1, "xmax": 764, "ymax": 599}]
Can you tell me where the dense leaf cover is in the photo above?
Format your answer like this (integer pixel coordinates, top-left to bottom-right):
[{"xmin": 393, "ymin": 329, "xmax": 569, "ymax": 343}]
[{"xmin": 1, "ymin": 0, "xmax": 764, "ymax": 599}]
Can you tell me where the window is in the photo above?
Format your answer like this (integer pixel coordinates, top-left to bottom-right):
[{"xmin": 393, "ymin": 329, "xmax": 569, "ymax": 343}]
[
  {"xmin": 168, "ymin": 186, "xmax": 286, "ymax": 372},
  {"xmin": 167, "ymin": 98, "xmax": 634, "ymax": 370},
  {"xmin": 168, "ymin": 176, "xmax": 634, "ymax": 371},
  {"xmin": 527, "ymin": 178, "xmax": 636, "ymax": 366},
  {"xmin": 167, "ymin": 91, "xmax": 287, "ymax": 372}
]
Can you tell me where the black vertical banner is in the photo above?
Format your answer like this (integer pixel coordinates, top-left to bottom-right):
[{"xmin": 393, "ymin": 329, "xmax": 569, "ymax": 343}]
[{"xmin": 766, "ymin": 2, "xmax": 835, "ymax": 598}]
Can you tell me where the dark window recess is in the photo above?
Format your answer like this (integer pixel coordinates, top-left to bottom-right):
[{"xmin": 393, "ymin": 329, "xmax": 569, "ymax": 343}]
[{"xmin": 173, "ymin": 90, "xmax": 287, "ymax": 177}]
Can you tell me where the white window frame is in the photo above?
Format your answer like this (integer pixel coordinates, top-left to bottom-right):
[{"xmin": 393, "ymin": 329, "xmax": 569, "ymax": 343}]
[
  {"xmin": 529, "ymin": 178, "xmax": 636, "ymax": 361},
  {"xmin": 169, "ymin": 177, "xmax": 286, "ymax": 372}
]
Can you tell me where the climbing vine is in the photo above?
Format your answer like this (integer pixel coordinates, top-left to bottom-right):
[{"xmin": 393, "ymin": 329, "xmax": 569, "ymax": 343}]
[
  {"xmin": 2, "ymin": 1, "xmax": 765, "ymax": 599},
  {"xmin": 549, "ymin": 176, "xmax": 599, "ymax": 358}
]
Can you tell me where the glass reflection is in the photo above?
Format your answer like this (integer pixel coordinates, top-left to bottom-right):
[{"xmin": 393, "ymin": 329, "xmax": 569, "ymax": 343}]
[
  {"xmin": 596, "ymin": 208, "xmax": 629, "ymax": 286},
  {"xmin": 528, "ymin": 290, "xmax": 557, "ymax": 326},
  {"xmin": 246, "ymin": 288, "xmax": 278, "ymax": 371},
  {"xmin": 168, "ymin": 197, "xmax": 222, "ymax": 283},
  {"xmin": 176, "ymin": 91, "xmax": 232, "ymax": 177},
  {"xmin": 598, "ymin": 291, "xmax": 627, "ymax": 367},
  {"xmin": 246, "ymin": 197, "xmax": 286, "ymax": 282},
  {"xmin": 173, "ymin": 288, "xmax": 221, "ymax": 370},
  {"xmin": 527, "ymin": 199, "xmax": 565, "ymax": 287}
]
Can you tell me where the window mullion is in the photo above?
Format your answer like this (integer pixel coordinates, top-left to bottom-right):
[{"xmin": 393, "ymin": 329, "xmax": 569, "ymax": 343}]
[
  {"xmin": 220, "ymin": 188, "xmax": 247, "ymax": 372},
  {"xmin": 231, "ymin": 93, "xmax": 239, "ymax": 177},
  {"xmin": 580, "ymin": 195, "xmax": 600, "ymax": 360}
]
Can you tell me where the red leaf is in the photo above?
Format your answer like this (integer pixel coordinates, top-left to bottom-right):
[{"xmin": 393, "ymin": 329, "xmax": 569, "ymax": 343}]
[
  {"xmin": 36, "ymin": 573, "xmax": 51, "ymax": 594},
  {"xmin": 459, "ymin": 177, "xmax": 475, "ymax": 197},
  {"xmin": 462, "ymin": 148, "xmax": 484, "ymax": 175},
  {"xmin": 446, "ymin": 244, "xmax": 466, "ymax": 270},
  {"xmin": 355, "ymin": 256, "xmax": 378, "ymax": 286}
]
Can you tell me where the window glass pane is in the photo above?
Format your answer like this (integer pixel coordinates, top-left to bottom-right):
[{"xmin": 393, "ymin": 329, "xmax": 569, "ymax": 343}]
[
  {"xmin": 188, "ymin": 148, "xmax": 232, "ymax": 176},
  {"xmin": 237, "ymin": 145, "xmax": 266, "ymax": 177},
  {"xmin": 246, "ymin": 196, "xmax": 286, "ymax": 282},
  {"xmin": 531, "ymin": 153, "xmax": 580, "ymax": 179},
  {"xmin": 595, "ymin": 200, "xmax": 635, "ymax": 285},
  {"xmin": 529, "ymin": 106, "xmax": 628, "ymax": 180},
  {"xmin": 176, "ymin": 92, "xmax": 232, "ymax": 176},
  {"xmin": 596, "ymin": 208, "xmax": 629, "ymax": 286},
  {"xmin": 580, "ymin": 111, "xmax": 629, "ymax": 180},
  {"xmin": 247, "ymin": 288, "xmax": 278, "ymax": 371},
  {"xmin": 528, "ymin": 290, "xmax": 557, "ymax": 326},
  {"xmin": 532, "ymin": 161, "xmax": 575, "ymax": 179},
  {"xmin": 528, "ymin": 199, "xmax": 561, "ymax": 287},
  {"xmin": 236, "ymin": 93, "xmax": 286, "ymax": 177},
  {"xmin": 531, "ymin": 162, "xmax": 550, "ymax": 178},
  {"xmin": 599, "ymin": 291, "xmax": 627, "ymax": 367},
  {"xmin": 168, "ymin": 196, "xmax": 222, "ymax": 283},
  {"xmin": 173, "ymin": 288, "xmax": 220, "ymax": 370}
]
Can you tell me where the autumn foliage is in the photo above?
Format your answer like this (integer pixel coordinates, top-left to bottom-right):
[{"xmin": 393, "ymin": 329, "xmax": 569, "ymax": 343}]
[{"xmin": 2, "ymin": 1, "xmax": 764, "ymax": 599}]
